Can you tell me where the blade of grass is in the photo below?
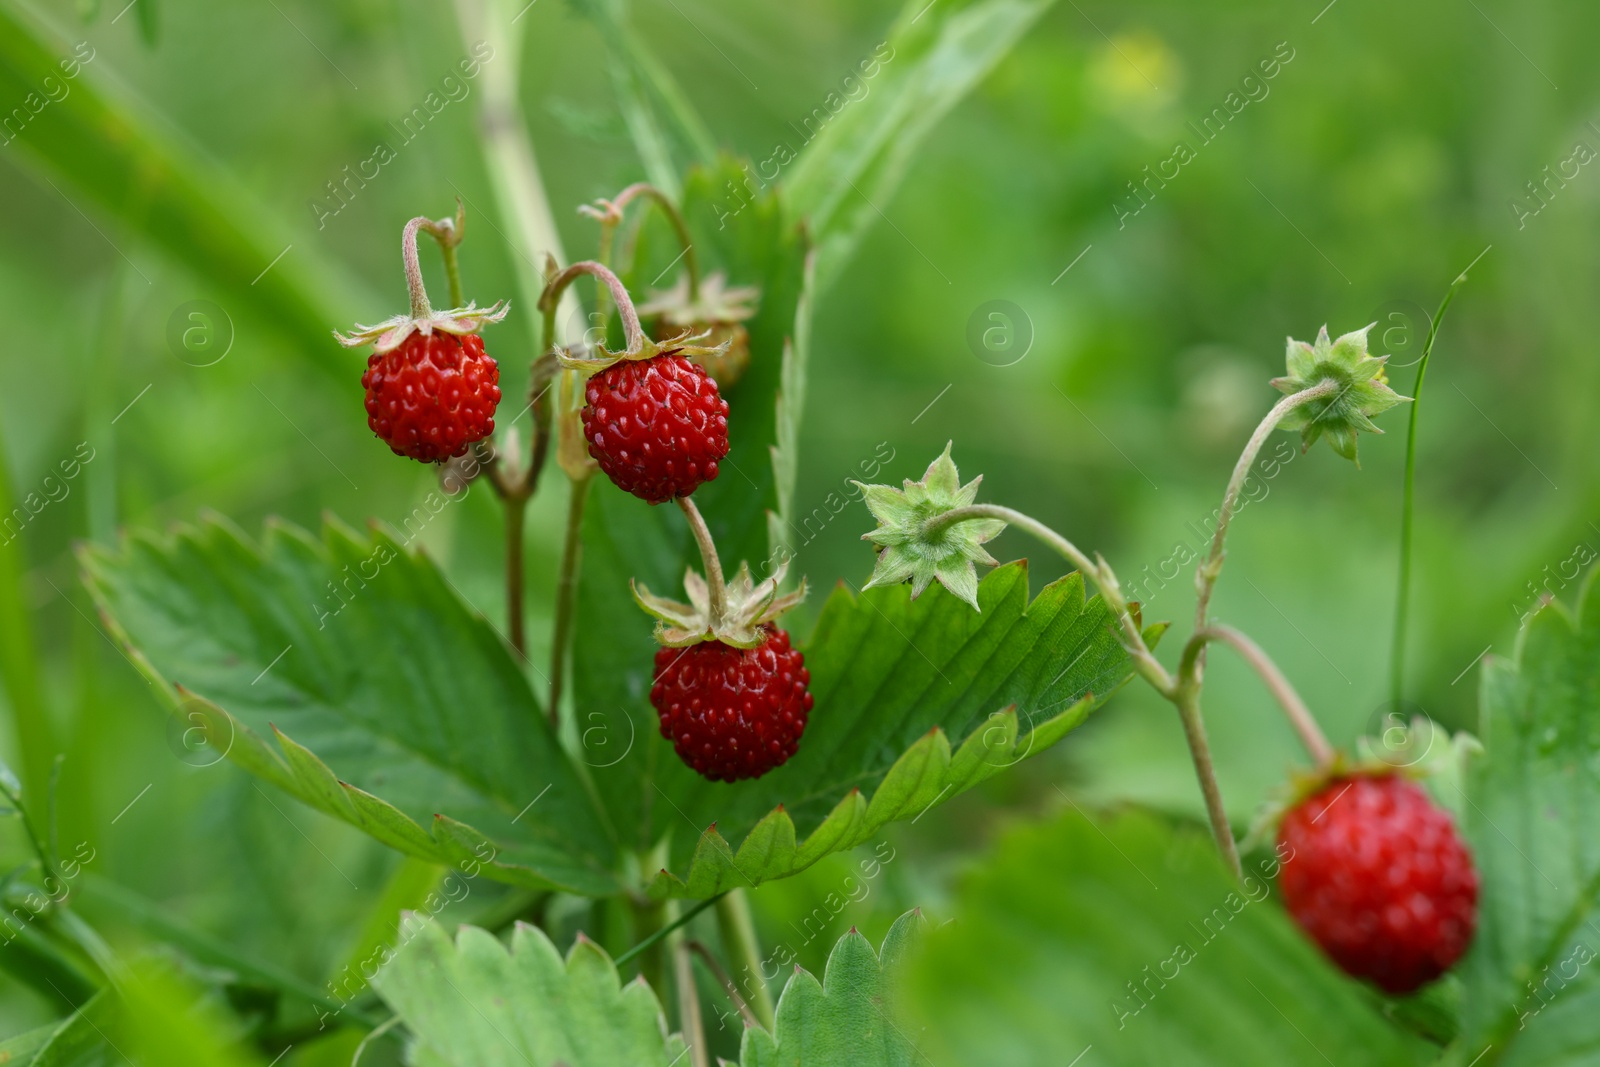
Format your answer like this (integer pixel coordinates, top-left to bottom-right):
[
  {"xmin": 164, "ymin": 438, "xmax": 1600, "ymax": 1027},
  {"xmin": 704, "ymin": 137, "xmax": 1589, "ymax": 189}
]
[{"xmin": 1389, "ymin": 247, "xmax": 1490, "ymax": 706}]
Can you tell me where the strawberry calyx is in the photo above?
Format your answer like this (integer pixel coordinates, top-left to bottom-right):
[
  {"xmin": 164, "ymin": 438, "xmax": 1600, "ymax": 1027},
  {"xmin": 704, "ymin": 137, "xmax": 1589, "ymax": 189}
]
[
  {"xmin": 558, "ymin": 323, "xmax": 730, "ymax": 375},
  {"xmin": 1239, "ymin": 716, "xmax": 1482, "ymax": 853},
  {"xmin": 538, "ymin": 259, "xmax": 730, "ymax": 377},
  {"xmin": 633, "ymin": 558, "xmax": 806, "ymax": 649},
  {"xmin": 638, "ymin": 271, "xmax": 760, "ymax": 331},
  {"xmin": 334, "ymin": 302, "xmax": 510, "ymax": 355}
]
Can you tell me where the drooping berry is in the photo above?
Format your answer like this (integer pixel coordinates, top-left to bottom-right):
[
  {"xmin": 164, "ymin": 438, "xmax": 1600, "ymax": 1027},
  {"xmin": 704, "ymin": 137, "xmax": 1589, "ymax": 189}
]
[
  {"xmin": 650, "ymin": 626, "xmax": 812, "ymax": 782},
  {"xmin": 582, "ymin": 353, "xmax": 729, "ymax": 503},
  {"xmin": 361, "ymin": 331, "xmax": 501, "ymax": 463},
  {"xmin": 1277, "ymin": 774, "xmax": 1478, "ymax": 994}
]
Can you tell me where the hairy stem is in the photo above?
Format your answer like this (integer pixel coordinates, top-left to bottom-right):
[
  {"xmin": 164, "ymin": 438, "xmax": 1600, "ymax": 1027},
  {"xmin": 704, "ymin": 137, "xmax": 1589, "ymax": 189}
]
[
  {"xmin": 923, "ymin": 504, "xmax": 1171, "ymax": 693},
  {"xmin": 714, "ymin": 889, "xmax": 775, "ymax": 1029},
  {"xmin": 1191, "ymin": 380, "xmax": 1340, "ymax": 673},
  {"xmin": 685, "ymin": 940, "xmax": 761, "ymax": 1031},
  {"xmin": 921, "ymin": 504, "xmax": 1256, "ymax": 878},
  {"xmin": 612, "ymin": 182, "xmax": 700, "ymax": 298},
  {"xmin": 1391, "ymin": 253, "xmax": 1483, "ymax": 706},
  {"xmin": 401, "ymin": 217, "xmax": 435, "ymax": 319},
  {"xmin": 540, "ymin": 260, "xmax": 647, "ymax": 354},
  {"xmin": 548, "ymin": 474, "xmax": 592, "ymax": 729},
  {"xmin": 401, "ymin": 206, "xmax": 468, "ymax": 318},
  {"xmin": 677, "ymin": 496, "xmax": 728, "ymax": 626},
  {"xmin": 1183, "ymin": 625, "xmax": 1334, "ymax": 766},
  {"xmin": 1172, "ymin": 686, "xmax": 1244, "ymax": 881}
]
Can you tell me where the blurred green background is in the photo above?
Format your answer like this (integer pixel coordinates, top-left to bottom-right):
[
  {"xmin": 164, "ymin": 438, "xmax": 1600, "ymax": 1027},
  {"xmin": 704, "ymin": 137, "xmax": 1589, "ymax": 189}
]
[{"xmin": 0, "ymin": 0, "xmax": 1595, "ymax": 1059}]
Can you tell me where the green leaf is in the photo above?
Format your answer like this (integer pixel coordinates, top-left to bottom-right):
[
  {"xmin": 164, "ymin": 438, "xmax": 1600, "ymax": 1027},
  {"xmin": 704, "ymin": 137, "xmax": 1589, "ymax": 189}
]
[
  {"xmin": 785, "ymin": 0, "xmax": 1055, "ymax": 288},
  {"xmin": 905, "ymin": 809, "xmax": 1433, "ymax": 1066},
  {"xmin": 80, "ymin": 515, "xmax": 619, "ymax": 896},
  {"xmin": 0, "ymin": 7, "xmax": 365, "ymax": 378},
  {"xmin": 643, "ymin": 562, "xmax": 1151, "ymax": 897},
  {"xmin": 741, "ymin": 911, "xmax": 929, "ymax": 1067},
  {"xmin": 1444, "ymin": 568, "xmax": 1600, "ymax": 1065},
  {"xmin": 370, "ymin": 918, "xmax": 689, "ymax": 1067}
]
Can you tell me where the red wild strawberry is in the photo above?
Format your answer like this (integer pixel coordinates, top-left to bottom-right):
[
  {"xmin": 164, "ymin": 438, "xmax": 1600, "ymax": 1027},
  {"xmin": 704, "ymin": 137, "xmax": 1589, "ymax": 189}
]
[
  {"xmin": 650, "ymin": 626, "xmax": 812, "ymax": 782},
  {"xmin": 582, "ymin": 353, "xmax": 729, "ymax": 503},
  {"xmin": 335, "ymin": 209, "xmax": 509, "ymax": 465},
  {"xmin": 362, "ymin": 331, "xmax": 500, "ymax": 463},
  {"xmin": 1277, "ymin": 774, "xmax": 1478, "ymax": 994}
]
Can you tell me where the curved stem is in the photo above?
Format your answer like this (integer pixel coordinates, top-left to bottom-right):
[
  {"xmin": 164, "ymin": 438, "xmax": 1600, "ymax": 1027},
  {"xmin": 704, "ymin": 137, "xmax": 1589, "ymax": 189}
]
[
  {"xmin": 540, "ymin": 261, "xmax": 646, "ymax": 354},
  {"xmin": 1183, "ymin": 625, "xmax": 1334, "ymax": 767},
  {"xmin": 350, "ymin": 1016, "xmax": 401, "ymax": 1066},
  {"xmin": 402, "ymin": 208, "xmax": 470, "ymax": 317},
  {"xmin": 612, "ymin": 182, "xmax": 700, "ymax": 297},
  {"xmin": 677, "ymin": 495, "xmax": 728, "ymax": 626},
  {"xmin": 1172, "ymin": 687, "xmax": 1244, "ymax": 881},
  {"xmin": 548, "ymin": 474, "xmax": 593, "ymax": 730},
  {"xmin": 401, "ymin": 217, "xmax": 435, "ymax": 319},
  {"xmin": 1191, "ymin": 380, "xmax": 1340, "ymax": 669},
  {"xmin": 923, "ymin": 503, "xmax": 1247, "ymax": 878},
  {"xmin": 685, "ymin": 940, "xmax": 760, "ymax": 1030},
  {"xmin": 923, "ymin": 504, "xmax": 1172, "ymax": 693},
  {"xmin": 1391, "ymin": 256, "xmax": 1481, "ymax": 706}
]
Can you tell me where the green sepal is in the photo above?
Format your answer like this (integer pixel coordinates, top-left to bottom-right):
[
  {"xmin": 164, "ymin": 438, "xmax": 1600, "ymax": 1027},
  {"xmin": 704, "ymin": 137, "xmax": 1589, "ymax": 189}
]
[
  {"xmin": 855, "ymin": 443, "xmax": 1006, "ymax": 611},
  {"xmin": 1271, "ymin": 324, "xmax": 1410, "ymax": 465}
]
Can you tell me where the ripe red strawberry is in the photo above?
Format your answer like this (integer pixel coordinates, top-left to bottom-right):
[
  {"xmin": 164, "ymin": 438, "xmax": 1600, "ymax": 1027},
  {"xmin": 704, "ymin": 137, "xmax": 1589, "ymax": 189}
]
[
  {"xmin": 1277, "ymin": 774, "xmax": 1478, "ymax": 994},
  {"xmin": 582, "ymin": 353, "xmax": 729, "ymax": 503},
  {"xmin": 361, "ymin": 331, "xmax": 501, "ymax": 463},
  {"xmin": 650, "ymin": 626, "xmax": 812, "ymax": 782}
]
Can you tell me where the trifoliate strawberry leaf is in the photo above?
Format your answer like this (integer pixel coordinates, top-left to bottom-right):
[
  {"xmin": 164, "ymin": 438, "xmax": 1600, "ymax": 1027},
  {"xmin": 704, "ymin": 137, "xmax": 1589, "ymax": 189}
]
[
  {"xmin": 370, "ymin": 919, "xmax": 687, "ymax": 1067},
  {"xmin": 906, "ymin": 809, "xmax": 1434, "ymax": 1066},
  {"xmin": 1442, "ymin": 566, "xmax": 1600, "ymax": 1066},
  {"xmin": 856, "ymin": 442, "xmax": 1005, "ymax": 611},
  {"xmin": 80, "ymin": 515, "xmax": 620, "ymax": 896},
  {"xmin": 633, "ymin": 562, "xmax": 1157, "ymax": 898},
  {"xmin": 1272, "ymin": 324, "xmax": 1409, "ymax": 463},
  {"xmin": 741, "ymin": 910, "xmax": 929, "ymax": 1067}
]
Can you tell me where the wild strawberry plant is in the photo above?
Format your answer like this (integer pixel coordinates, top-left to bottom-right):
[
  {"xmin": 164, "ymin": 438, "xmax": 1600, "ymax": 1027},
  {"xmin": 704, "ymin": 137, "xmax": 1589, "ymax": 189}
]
[{"xmin": 0, "ymin": 1, "xmax": 1592, "ymax": 1065}]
